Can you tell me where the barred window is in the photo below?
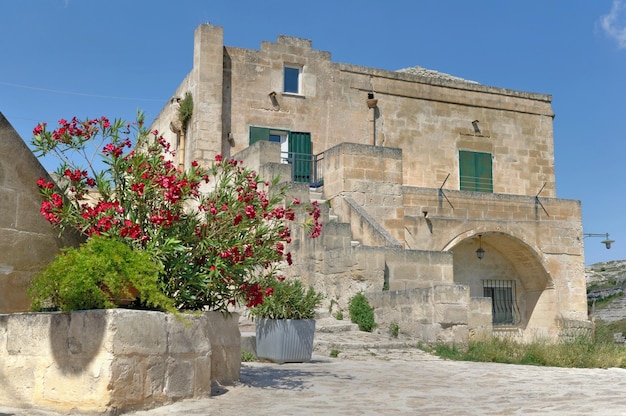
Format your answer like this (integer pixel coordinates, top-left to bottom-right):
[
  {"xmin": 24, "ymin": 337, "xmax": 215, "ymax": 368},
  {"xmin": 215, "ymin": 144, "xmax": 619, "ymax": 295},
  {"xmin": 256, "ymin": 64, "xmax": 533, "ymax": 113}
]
[{"xmin": 483, "ymin": 280, "xmax": 520, "ymax": 326}]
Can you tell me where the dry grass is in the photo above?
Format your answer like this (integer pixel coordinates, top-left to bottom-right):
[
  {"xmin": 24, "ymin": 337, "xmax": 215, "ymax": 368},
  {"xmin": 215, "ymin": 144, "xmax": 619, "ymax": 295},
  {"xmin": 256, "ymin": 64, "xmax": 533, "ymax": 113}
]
[{"xmin": 432, "ymin": 326, "xmax": 626, "ymax": 369}]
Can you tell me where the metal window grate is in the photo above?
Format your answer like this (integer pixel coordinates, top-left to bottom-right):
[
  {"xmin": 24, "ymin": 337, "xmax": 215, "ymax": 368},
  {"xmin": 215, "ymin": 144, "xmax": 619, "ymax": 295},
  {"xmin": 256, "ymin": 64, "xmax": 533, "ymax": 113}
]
[{"xmin": 483, "ymin": 280, "xmax": 521, "ymax": 326}]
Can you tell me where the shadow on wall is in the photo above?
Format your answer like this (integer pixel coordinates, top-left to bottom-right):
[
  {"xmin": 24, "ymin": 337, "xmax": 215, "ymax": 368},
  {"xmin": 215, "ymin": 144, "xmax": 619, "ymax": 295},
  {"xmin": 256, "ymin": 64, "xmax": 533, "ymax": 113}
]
[{"xmin": 49, "ymin": 311, "xmax": 107, "ymax": 375}]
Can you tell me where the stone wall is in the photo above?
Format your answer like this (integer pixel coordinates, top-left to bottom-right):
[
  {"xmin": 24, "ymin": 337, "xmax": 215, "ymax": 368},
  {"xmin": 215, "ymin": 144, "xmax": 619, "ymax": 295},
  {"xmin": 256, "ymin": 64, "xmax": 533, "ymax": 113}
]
[
  {"xmin": 0, "ymin": 113, "xmax": 82, "ymax": 313},
  {"xmin": 315, "ymin": 140, "xmax": 586, "ymax": 337},
  {"xmin": 0, "ymin": 310, "xmax": 240, "ymax": 415},
  {"xmin": 366, "ymin": 285, "xmax": 483, "ymax": 345},
  {"xmin": 153, "ymin": 24, "xmax": 557, "ymax": 200}
]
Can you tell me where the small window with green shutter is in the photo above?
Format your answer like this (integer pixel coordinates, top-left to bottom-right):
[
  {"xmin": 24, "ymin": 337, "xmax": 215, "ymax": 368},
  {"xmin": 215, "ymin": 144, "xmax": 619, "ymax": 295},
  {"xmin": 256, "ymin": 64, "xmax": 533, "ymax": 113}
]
[{"xmin": 459, "ymin": 150, "xmax": 493, "ymax": 193}]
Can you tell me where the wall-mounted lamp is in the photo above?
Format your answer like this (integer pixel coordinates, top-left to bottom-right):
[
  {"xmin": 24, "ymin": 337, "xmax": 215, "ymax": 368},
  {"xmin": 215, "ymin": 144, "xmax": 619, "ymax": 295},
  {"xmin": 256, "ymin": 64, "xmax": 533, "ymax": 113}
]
[
  {"xmin": 367, "ymin": 92, "xmax": 378, "ymax": 109},
  {"xmin": 472, "ymin": 120, "xmax": 480, "ymax": 134},
  {"xmin": 476, "ymin": 234, "xmax": 485, "ymax": 260},
  {"xmin": 584, "ymin": 233, "xmax": 615, "ymax": 249},
  {"xmin": 268, "ymin": 91, "xmax": 279, "ymax": 109}
]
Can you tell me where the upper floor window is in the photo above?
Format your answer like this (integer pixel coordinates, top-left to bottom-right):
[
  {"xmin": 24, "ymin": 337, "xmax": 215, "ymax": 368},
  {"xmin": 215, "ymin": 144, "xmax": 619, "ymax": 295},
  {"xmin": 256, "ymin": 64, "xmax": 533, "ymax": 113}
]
[
  {"xmin": 459, "ymin": 150, "xmax": 493, "ymax": 193},
  {"xmin": 283, "ymin": 65, "xmax": 302, "ymax": 94}
]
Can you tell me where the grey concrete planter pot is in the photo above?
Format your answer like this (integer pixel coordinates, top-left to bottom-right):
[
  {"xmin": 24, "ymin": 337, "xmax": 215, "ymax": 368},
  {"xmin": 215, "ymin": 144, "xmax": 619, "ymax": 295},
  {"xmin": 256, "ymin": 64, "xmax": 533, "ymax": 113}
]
[{"xmin": 255, "ymin": 318, "xmax": 316, "ymax": 363}]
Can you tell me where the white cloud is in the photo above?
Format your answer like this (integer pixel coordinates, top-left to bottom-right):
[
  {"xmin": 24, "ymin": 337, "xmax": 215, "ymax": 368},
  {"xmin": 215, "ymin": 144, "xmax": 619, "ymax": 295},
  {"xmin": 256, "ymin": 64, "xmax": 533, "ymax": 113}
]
[{"xmin": 601, "ymin": 0, "xmax": 626, "ymax": 48}]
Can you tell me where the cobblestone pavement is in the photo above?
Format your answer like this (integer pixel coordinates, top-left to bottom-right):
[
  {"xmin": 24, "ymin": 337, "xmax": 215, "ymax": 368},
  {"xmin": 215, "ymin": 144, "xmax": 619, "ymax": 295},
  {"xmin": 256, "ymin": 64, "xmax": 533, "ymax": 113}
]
[
  {"xmin": 128, "ymin": 350, "xmax": 626, "ymax": 416},
  {"xmin": 4, "ymin": 329, "xmax": 626, "ymax": 415}
]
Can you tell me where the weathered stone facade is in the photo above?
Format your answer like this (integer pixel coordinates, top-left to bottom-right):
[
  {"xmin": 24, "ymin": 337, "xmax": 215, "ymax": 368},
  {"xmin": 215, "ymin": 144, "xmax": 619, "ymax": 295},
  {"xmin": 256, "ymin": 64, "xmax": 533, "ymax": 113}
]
[
  {"xmin": 0, "ymin": 113, "xmax": 82, "ymax": 313},
  {"xmin": 150, "ymin": 24, "xmax": 588, "ymax": 342}
]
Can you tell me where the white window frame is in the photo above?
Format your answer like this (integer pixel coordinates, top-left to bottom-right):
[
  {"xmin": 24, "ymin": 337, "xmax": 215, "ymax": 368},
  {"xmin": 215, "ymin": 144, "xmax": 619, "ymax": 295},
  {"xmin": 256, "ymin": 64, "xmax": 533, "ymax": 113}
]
[
  {"xmin": 283, "ymin": 65, "xmax": 302, "ymax": 95},
  {"xmin": 270, "ymin": 130, "xmax": 290, "ymax": 164}
]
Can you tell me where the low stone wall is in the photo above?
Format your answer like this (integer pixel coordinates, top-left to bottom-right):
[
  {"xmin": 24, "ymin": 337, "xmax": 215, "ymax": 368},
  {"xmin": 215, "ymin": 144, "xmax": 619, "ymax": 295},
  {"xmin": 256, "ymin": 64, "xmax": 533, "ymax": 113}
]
[
  {"xmin": 0, "ymin": 309, "xmax": 240, "ymax": 415},
  {"xmin": 366, "ymin": 284, "xmax": 488, "ymax": 345}
]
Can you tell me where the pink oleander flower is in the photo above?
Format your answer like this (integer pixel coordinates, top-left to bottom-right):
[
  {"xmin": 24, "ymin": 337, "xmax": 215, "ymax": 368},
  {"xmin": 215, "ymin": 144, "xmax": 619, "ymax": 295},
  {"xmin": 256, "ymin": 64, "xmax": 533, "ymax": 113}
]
[{"xmin": 31, "ymin": 112, "xmax": 322, "ymax": 312}]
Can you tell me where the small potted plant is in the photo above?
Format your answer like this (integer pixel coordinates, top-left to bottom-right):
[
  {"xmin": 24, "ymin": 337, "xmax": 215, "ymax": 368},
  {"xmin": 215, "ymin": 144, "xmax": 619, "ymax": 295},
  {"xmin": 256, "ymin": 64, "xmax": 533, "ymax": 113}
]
[
  {"xmin": 29, "ymin": 235, "xmax": 174, "ymax": 312},
  {"xmin": 249, "ymin": 278, "xmax": 323, "ymax": 363}
]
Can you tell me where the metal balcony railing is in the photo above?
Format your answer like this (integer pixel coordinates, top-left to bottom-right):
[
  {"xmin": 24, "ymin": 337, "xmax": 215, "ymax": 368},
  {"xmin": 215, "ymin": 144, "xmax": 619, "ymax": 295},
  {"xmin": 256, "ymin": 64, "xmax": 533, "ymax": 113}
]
[{"xmin": 280, "ymin": 151, "xmax": 324, "ymax": 187}]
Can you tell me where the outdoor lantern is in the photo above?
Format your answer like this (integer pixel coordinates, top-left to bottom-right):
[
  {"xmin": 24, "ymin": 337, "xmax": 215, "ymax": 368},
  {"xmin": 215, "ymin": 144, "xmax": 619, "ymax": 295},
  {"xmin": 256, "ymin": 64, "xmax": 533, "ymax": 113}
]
[
  {"xmin": 476, "ymin": 235, "xmax": 485, "ymax": 260},
  {"xmin": 584, "ymin": 232, "xmax": 615, "ymax": 250},
  {"xmin": 601, "ymin": 234, "xmax": 615, "ymax": 249}
]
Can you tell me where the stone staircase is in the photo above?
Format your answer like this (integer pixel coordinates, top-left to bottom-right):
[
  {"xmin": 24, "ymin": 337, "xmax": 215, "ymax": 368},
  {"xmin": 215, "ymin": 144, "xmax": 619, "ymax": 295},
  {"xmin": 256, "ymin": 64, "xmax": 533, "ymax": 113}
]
[
  {"xmin": 240, "ymin": 312, "xmax": 426, "ymax": 360},
  {"xmin": 309, "ymin": 187, "xmax": 360, "ymax": 247}
]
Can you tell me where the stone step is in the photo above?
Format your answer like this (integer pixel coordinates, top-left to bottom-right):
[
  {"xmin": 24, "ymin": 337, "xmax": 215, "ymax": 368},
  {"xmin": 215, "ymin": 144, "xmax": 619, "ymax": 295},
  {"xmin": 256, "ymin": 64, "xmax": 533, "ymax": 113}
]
[
  {"xmin": 309, "ymin": 191, "xmax": 324, "ymax": 201},
  {"xmin": 313, "ymin": 330, "xmax": 424, "ymax": 353},
  {"xmin": 315, "ymin": 318, "xmax": 360, "ymax": 334},
  {"xmin": 315, "ymin": 309, "xmax": 331, "ymax": 320}
]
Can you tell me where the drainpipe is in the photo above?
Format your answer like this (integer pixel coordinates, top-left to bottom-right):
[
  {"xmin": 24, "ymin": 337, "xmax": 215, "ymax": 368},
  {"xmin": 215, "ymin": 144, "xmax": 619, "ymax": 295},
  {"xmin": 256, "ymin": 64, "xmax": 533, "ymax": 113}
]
[
  {"xmin": 178, "ymin": 132, "xmax": 185, "ymax": 170},
  {"xmin": 367, "ymin": 92, "xmax": 378, "ymax": 146}
]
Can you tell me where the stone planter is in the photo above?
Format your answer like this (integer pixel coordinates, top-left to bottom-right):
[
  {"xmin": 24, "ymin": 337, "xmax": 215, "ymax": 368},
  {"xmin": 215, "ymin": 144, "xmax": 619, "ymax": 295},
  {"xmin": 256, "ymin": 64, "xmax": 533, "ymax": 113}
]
[
  {"xmin": 255, "ymin": 318, "xmax": 315, "ymax": 363},
  {"xmin": 0, "ymin": 309, "xmax": 240, "ymax": 414}
]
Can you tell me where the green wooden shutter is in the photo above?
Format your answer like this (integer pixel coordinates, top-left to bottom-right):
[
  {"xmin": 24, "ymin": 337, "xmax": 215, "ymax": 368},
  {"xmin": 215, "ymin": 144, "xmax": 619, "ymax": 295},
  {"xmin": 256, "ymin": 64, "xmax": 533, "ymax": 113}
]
[
  {"xmin": 459, "ymin": 151, "xmax": 492, "ymax": 193},
  {"xmin": 289, "ymin": 132, "xmax": 312, "ymax": 183},
  {"xmin": 459, "ymin": 151, "xmax": 476, "ymax": 191},
  {"xmin": 249, "ymin": 126, "xmax": 270, "ymax": 145},
  {"xmin": 475, "ymin": 152, "xmax": 493, "ymax": 193}
]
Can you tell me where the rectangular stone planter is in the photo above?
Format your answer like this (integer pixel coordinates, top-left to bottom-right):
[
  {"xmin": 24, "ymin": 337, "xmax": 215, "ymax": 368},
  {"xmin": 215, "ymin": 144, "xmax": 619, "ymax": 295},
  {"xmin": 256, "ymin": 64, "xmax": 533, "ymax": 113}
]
[
  {"xmin": 0, "ymin": 309, "xmax": 240, "ymax": 415},
  {"xmin": 255, "ymin": 318, "xmax": 315, "ymax": 363}
]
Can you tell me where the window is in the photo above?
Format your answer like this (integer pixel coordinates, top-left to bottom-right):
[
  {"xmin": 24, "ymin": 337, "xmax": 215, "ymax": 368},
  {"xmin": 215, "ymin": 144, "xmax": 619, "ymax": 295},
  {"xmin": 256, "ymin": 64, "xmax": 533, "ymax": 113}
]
[
  {"xmin": 459, "ymin": 150, "xmax": 493, "ymax": 192},
  {"xmin": 283, "ymin": 65, "xmax": 302, "ymax": 94},
  {"xmin": 483, "ymin": 280, "xmax": 520, "ymax": 326},
  {"xmin": 269, "ymin": 131, "xmax": 289, "ymax": 158}
]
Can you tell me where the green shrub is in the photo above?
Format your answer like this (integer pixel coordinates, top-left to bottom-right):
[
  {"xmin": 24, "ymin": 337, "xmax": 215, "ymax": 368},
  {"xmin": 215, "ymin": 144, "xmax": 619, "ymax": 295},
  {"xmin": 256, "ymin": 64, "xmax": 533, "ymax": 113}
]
[
  {"xmin": 389, "ymin": 321, "xmax": 399, "ymax": 338},
  {"xmin": 349, "ymin": 292, "xmax": 376, "ymax": 332},
  {"xmin": 29, "ymin": 236, "xmax": 174, "ymax": 312},
  {"xmin": 249, "ymin": 279, "xmax": 323, "ymax": 320},
  {"xmin": 178, "ymin": 91, "xmax": 193, "ymax": 132},
  {"xmin": 334, "ymin": 310, "xmax": 344, "ymax": 320},
  {"xmin": 330, "ymin": 349, "xmax": 341, "ymax": 358},
  {"xmin": 241, "ymin": 351, "xmax": 256, "ymax": 362}
]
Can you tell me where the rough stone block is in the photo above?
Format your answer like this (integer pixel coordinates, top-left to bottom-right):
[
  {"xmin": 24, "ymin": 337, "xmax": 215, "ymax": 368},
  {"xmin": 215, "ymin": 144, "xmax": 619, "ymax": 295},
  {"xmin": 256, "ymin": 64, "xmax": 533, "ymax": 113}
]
[
  {"xmin": 7, "ymin": 312, "xmax": 59, "ymax": 356},
  {"xmin": 166, "ymin": 314, "xmax": 211, "ymax": 355},
  {"xmin": 111, "ymin": 310, "xmax": 167, "ymax": 355},
  {"xmin": 164, "ymin": 357, "xmax": 194, "ymax": 399},
  {"xmin": 205, "ymin": 311, "xmax": 241, "ymax": 385},
  {"xmin": 193, "ymin": 355, "xmax": 213, "ymax": 396},
  {"xmin": 433, "ymin": 285, "xmax": 469, "ymax": 304},
  {"xmin": 435, "ymin": 305, "xmax": 468, "ymax": 326}
]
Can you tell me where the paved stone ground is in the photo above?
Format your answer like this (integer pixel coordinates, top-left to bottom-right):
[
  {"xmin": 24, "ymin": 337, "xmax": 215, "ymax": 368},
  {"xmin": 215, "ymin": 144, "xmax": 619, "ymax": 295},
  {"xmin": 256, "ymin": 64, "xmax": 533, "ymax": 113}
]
[{"xmin": 4, "ymin": 326, "xmax": 626, "ymax": 415}]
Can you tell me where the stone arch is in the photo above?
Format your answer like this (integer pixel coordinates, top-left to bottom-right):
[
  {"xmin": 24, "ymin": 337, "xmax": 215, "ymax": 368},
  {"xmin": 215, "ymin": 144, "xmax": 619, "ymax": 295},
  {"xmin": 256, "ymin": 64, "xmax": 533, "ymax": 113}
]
[
  {"xmin": 443, "ymin": 230, "xmax": 553, "ymax": 290},
  {"xmin": 442, "ymin": 229, "xmax": 554, "ymax": 330}
]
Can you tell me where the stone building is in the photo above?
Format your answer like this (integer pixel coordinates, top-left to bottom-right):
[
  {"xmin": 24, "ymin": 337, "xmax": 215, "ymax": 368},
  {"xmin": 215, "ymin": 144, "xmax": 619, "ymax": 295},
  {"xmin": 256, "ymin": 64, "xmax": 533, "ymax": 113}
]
[
  {"xmin": 0, "ymin": 113, "xmax": 82, "ymax": 313},
  {"xmin": 150, "ymin": 24, "xmax": 589, "ymax": 343}
]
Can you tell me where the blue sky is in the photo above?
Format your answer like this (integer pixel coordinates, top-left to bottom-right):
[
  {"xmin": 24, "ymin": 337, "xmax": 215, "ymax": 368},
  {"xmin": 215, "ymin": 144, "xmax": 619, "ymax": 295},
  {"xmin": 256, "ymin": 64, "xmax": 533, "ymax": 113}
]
[{"xmin": 1, "ymin": 1, "xmax": 625, "ymax": 265}]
